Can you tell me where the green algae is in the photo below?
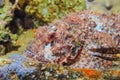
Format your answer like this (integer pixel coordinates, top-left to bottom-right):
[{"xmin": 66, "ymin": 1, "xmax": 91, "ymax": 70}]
[
  {"xmin": 0, "ymin": 0, "xmax": 12, "ymax": 36},
  {"xmin": 0, "ymin": 0, "xmax": 16, "ymax": 55},
  {"xmin": 24, "ymin": 0, "xmax": 86, "ymax": 26},
  {"xmin": 8, "ymin": 29, "xmax": 35, "ymax": 54}
]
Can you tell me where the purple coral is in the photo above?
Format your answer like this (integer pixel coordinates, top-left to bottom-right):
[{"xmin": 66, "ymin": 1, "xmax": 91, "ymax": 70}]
[{"xmin": 0, "ymin": 54, "xmax": 36, "ymax": 79}]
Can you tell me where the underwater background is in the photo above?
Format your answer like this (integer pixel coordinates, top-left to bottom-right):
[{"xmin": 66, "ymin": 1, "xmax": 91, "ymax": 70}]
[{"xmin": 0, "ymin": 0, "xmax": 120, "ymax": 80}]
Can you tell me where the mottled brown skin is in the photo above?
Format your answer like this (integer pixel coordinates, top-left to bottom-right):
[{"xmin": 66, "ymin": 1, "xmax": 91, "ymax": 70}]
[{"xmin": 24, "ymin": 10, "xmax": 120, "ymax": 70}]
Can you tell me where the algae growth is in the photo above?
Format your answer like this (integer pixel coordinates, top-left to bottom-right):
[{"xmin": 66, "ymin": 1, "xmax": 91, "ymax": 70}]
[
  {"xmin": 25, "ymin": 0, "xmax": 86, "ymax": 26},
  {"xmin": 0, "ymin": 0, "xmax": 16, "ymax": 55}
]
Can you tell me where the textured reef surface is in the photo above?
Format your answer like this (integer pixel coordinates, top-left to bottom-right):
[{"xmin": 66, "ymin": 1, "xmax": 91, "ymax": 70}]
[
  {"xmin": 0, "ymin": 10, "xmax": 120, "ymax": 79},
  {"xmin": 25, "ymin": 10, "xmax": 120, "ymax": 70},
  {"xmin": 1, "ymin": 0, "xmax": 120, "ymax": 79}
]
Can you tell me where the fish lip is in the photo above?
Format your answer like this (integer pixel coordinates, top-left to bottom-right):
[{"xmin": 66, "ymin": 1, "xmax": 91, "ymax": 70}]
[
  {"xmin": 93, "ymin": 55, "xmax": 119, "ymax": 61},
  {"xmin": 89, "ymin": 47, "xmax": 120, "ymax": 54}
]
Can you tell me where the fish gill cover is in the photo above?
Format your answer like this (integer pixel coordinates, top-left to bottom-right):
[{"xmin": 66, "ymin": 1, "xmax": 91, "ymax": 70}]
[{"xmin": 24, "ymin": 10, "xmax": 120, "ymax": 70}]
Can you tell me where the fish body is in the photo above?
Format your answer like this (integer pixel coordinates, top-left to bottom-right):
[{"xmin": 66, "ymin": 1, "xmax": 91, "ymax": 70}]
[{"xmin": 24, "ymin": 11, "xmax": 120, "ymax": 70}]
